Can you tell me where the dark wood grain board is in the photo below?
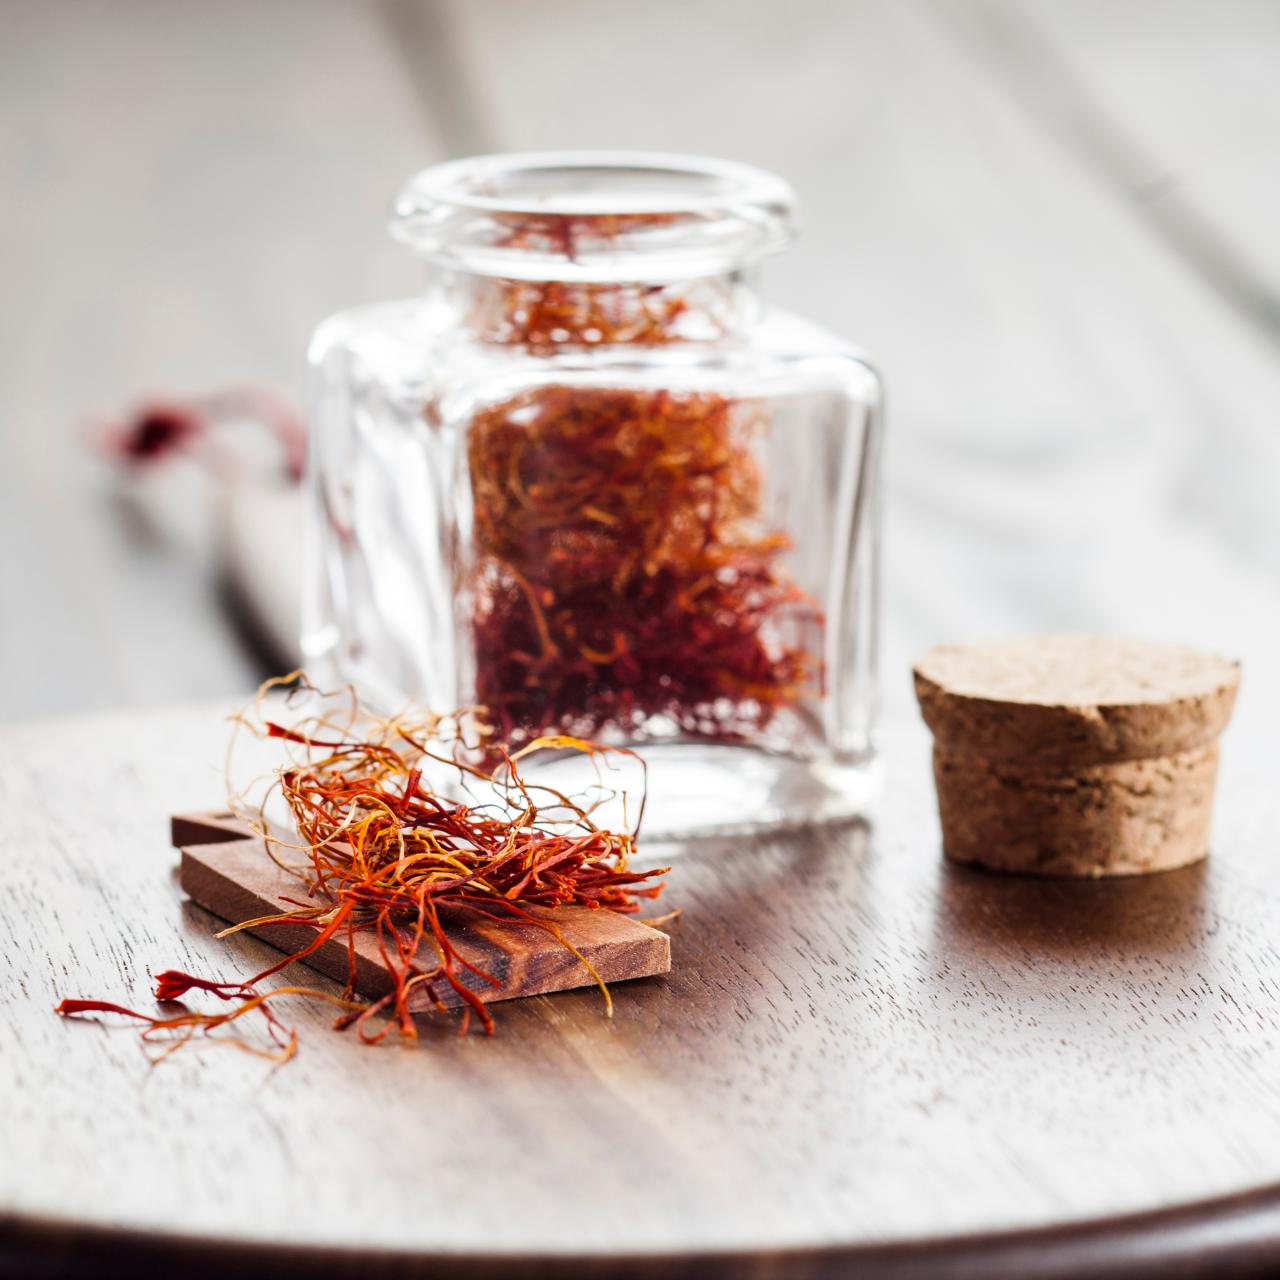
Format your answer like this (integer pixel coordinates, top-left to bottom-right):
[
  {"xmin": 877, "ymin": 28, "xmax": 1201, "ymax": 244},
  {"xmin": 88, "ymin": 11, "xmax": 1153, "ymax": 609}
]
[
  {"xmin": 172, "ymin": 812, "xmax": 670, "ymax": 1008},
  {"xmin": 4, "ymin": 704, "xmax": 1280, "ymax": 1278}
]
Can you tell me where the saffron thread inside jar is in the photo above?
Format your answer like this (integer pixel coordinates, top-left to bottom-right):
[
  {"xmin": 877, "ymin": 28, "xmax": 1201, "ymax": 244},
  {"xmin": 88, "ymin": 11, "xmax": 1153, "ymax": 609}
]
[{"xmin": 463, "ymin": 229, "xmax": 825, "ymax": 746}]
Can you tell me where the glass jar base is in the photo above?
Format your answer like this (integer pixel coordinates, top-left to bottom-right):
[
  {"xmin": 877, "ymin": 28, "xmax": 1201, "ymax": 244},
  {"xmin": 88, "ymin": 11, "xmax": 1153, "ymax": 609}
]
[{"xmin": 520, "ymin": 741, "xmax": 880, "ymax": 843}]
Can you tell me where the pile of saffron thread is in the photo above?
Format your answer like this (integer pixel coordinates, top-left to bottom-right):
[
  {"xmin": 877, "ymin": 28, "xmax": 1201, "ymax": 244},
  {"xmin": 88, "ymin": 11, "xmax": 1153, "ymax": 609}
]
[
  {"xmin": 464, "ymin": 212, "xmax": 824, "ymax": 747},
  {"xmin": 56, "ymin": 675, "xmax": 668, "ymax": 1063}
]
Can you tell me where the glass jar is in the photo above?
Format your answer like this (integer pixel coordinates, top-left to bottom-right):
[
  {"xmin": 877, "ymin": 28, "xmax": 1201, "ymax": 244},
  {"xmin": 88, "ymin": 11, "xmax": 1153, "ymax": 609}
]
[{"xmin": 305, "ymin": 152, "xmax": 882, "ymax": 838}]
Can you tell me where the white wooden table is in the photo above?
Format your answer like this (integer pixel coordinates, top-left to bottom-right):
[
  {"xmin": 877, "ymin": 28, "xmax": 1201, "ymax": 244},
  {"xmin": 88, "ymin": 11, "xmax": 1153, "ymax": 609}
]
[{"xmin": 2, "ymin": 0, "xmax": 1278, "ymax": 726}]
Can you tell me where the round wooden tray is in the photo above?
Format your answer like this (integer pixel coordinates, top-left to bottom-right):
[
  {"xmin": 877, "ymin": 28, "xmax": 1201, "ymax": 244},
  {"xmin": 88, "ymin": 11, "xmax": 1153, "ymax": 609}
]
[{"xmin": 3, "ymin": 704, "xmax": 1279, "ymax": 1277}]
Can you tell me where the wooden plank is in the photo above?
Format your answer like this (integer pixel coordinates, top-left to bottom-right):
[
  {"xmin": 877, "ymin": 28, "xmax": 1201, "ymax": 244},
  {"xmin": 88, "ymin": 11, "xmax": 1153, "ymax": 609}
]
[
  {"xmin": 980, "ymin": 0, "xmax": 1280, "ymax": 333},
  {"xmin": 429, "ymin": 0, "xmax": 1280, "ymax": 739},
  {"xmin": 6, "ymin": 699, "xmax": 1280, "ymax": 1270},
  {"xmin": 0, "ymin": 0, "xmax": 439, "ymax": 721},
  {"xmin": 172, "ymin": 812, "xmax": 670, "ymax": 1008}
]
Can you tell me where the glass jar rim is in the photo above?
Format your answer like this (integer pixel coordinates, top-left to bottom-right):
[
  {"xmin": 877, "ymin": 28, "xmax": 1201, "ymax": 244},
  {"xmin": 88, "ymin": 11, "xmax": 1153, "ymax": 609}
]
[{"xmin": 390, "ymin": 151, "xmax": 797, "ymax": 282}]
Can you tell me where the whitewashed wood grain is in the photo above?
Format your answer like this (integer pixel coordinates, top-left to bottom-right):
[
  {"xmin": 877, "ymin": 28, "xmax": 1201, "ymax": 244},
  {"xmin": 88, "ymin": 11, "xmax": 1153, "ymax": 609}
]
[
  {"xmin": 985, "ymin": 0, "xmax": 1280, "ymax": 327},
  {"xmin": 430, "ymin": 0, "xmax": 1280, "ymax": 735},
  {"xmin": 6, "ymin": 0, "xmax": 1280, "ymax": 734},
  {"xmin": 0, "ymin": 0, "xmax": 440, "ymax": 720}
]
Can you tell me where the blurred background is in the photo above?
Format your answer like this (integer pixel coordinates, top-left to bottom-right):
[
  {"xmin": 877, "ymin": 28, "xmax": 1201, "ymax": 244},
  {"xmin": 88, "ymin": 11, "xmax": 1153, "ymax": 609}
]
[{"xmin": 3, "ymin": 0, "xmax": 1279, "ymax": 730}]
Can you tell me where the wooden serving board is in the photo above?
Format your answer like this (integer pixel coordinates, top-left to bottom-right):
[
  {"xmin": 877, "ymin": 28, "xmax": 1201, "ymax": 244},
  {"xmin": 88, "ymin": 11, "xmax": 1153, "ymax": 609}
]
[
  {"xmin": 9, "ymin": 707, "xmax": 1280, "ymax": 1279},
  {"xmin": 171, "ymin": 812, "xmax": 670, "ymax": 1008}
]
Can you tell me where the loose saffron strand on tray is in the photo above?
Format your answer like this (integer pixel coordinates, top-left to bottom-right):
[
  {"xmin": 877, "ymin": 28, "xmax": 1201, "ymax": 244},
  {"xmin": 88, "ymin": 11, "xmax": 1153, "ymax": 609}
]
[
  {"xmin": 55, "ymin": 985, "xmax": 364, "ymax": 1065},
  {"xmin": 56, "ymin": 674, "xmax": 668, "ymax": 1061}
]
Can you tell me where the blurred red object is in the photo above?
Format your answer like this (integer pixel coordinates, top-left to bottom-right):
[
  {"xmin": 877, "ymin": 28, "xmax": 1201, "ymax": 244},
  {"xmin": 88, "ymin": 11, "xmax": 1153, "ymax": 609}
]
[{"xmin": 93, "ymin": 387, "xmax": 305, "ymax": 483}]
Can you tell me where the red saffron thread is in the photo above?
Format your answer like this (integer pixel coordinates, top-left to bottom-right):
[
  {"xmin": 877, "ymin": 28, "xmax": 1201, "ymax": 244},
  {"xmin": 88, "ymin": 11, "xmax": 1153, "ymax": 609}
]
[
  {"xmin": 55, "ymin": 675, "xmax": 668, "ymax": 1063},
  {"xmin": 462, "ymin": 214, "xmax": 824, "ymax": 746}
]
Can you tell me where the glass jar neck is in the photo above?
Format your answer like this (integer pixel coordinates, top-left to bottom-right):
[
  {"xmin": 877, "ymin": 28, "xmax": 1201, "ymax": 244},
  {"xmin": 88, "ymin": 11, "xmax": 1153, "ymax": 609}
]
[{"xmin": 425, "ymin": 264, "xmax": 762, "ymax": 348}]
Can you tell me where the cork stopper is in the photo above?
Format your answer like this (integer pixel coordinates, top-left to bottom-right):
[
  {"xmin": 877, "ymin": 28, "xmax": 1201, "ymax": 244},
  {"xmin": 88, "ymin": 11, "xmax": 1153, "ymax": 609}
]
[{"xmin": 913, "ymin": 634, "xmax": 1240, "ymax": 877}]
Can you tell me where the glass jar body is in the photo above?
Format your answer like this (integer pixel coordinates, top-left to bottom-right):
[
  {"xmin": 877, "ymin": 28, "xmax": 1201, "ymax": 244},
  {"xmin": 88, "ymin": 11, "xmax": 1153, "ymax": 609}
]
[{"xmin": 305, "ymin": 288, "xmax": 882, "ymax": 837}]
